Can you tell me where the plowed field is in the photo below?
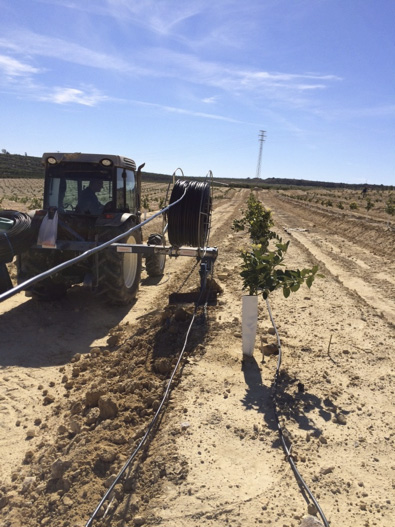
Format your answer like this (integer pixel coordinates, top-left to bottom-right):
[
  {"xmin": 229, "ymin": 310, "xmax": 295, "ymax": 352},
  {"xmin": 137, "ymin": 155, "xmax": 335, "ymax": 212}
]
[{"xmin": 0, "ymin": 185, "xmax": 394, "ymax": 527}]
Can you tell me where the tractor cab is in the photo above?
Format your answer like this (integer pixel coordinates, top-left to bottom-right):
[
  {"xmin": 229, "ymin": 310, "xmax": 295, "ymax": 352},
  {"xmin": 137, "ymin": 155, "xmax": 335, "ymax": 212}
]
[
  {"xmin": 15, "ymin": 153, "xmax": 144, "ymax": 303},
  {"xmin": 42, "ymin": 153, "xmax": 139, "ymax": 216}
]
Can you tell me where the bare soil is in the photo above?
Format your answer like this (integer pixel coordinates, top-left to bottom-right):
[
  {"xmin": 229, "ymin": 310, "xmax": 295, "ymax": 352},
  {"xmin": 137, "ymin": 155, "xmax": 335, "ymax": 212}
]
[{"xmin": 0, "ymin": 187, "xmax": 394, "ymax": 527}]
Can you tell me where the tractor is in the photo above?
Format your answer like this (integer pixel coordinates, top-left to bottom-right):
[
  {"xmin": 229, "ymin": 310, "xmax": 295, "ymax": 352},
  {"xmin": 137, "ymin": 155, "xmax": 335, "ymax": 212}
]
[{"xmin": 16, "ymin": 152, "xmax": 165, "ymax": 304}]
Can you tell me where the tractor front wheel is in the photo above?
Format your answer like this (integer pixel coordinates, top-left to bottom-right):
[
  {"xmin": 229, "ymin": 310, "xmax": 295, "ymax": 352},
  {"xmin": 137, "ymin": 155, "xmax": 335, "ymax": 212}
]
[
  {"xmin": 145, "ymin": 233, "xmax": 166, "ymax": 277},
  {"xmin": 17, "ymin": 249, "xmax": 68, "ymax": 301}
]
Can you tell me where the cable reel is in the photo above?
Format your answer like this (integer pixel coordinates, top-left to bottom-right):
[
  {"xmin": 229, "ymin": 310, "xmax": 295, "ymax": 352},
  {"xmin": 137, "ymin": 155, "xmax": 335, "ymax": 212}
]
[
  {"xmin": 167, "ymin": 179, "xmax": 212, "ymax": 249},
  {"xmin": 0, "ymin": 210, "xmax": 37, "ymax": 263}
]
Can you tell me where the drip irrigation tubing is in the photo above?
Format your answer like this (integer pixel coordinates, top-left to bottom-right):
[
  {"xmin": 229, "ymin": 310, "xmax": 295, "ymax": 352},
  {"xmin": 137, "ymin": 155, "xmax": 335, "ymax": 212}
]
[
  {"xmin": 265, "ymin": 297, "xmax": 330, "ymax": 527},
  {"xmin": 0, "ymin": 185, "xmax": 189, "ymax": 304},
  {"xmin": 168, "ymin": 180, "xmax": 211, "ymax": 248},
  {"xmin": 85, "ymin": 270, "xmax": 212, "ymax": 526}
]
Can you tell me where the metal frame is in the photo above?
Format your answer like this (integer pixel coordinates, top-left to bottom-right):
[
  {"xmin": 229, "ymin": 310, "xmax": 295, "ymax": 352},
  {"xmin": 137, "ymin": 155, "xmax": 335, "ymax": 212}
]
[{"xmin": 29, "ymin": 241, "xmax": 218, "ymax": 261}]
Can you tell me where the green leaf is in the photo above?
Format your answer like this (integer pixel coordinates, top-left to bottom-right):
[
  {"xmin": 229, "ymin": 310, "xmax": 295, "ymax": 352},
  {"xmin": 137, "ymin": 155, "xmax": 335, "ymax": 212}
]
[
  {"xmin": 283, "ymin": 287, "xmax": 291, "ymax": 298},
  {"xmin": 306, "ymin": 275, "xmax": 314, "ymax": 288}
]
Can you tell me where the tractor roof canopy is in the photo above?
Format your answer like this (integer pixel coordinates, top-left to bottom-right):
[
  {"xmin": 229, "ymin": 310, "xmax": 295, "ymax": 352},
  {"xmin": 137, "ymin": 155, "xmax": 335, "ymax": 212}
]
[{"xmin": 42, "ymin": 153, "xmax": 137, "ymax": 171}]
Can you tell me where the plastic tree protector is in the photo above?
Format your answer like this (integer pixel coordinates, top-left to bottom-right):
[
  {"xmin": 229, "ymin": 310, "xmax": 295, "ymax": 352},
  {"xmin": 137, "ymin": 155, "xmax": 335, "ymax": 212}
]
[{"xmin": 242, "ymin": 295, "xmax": 258, "ymax": 356}]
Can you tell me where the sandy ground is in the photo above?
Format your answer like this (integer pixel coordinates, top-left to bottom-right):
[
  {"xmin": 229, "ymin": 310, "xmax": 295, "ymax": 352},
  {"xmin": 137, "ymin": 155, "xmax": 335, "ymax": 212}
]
[{"xmin": 0, "ymin": 188, "xmax": 394, "ymax": 527}]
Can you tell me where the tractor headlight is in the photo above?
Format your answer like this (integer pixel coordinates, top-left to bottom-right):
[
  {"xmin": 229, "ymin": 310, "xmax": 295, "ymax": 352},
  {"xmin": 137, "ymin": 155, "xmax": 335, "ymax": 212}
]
[
  {"xmin": 47, "ymin": 156, "xmax": 57, "ymax": 165},
  {"xmin": 101, "ymin": 158, "xmax": 112, "ymax": 167}
]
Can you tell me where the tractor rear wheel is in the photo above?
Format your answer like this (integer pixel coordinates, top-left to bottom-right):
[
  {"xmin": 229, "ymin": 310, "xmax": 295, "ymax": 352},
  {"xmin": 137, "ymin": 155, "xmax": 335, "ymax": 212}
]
[
  {"xmin": 97, "ymin": 221, "xmax": 142, "ymax": 305},
  {"xmin": 17, "ymin": 249, "xmax": 68, "ymax": 300}
]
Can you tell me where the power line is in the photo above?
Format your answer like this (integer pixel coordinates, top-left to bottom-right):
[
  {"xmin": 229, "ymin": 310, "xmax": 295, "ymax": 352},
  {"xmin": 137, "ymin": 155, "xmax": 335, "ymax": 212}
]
[{"xmin": 255, "ymin": 130, "xmax": 266, "ymax": 179}]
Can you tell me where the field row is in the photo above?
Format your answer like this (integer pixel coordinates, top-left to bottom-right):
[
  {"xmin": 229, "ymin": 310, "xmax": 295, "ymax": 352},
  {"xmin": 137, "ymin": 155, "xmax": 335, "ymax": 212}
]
[
  {"xmin": 0, "ymin": 178, "xmax": 232, "ymax": 213},
  {"xmin": 3, "ymin": 178, "xmax": 392, "ymax": 221},
  {"xmin": 279, "ymin": 188, "xmax": 394, "ymax": 218}
]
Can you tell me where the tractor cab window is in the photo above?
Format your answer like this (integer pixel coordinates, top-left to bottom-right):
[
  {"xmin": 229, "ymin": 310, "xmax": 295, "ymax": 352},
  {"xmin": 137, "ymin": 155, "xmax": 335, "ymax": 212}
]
[
  {"xmin": 116, "ymin": 168, "xmax": 135, "ymax": 212},
  {"xmin": 46, "ymin": 173, "xmax": 112, "ymax": 214}
]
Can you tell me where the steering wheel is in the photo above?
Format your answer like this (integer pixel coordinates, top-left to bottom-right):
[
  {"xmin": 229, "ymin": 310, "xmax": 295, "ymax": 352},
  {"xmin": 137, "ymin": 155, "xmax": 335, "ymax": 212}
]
[{"xmin": 63, "ymin": 202, "xmax": 75, "ymax": 211}]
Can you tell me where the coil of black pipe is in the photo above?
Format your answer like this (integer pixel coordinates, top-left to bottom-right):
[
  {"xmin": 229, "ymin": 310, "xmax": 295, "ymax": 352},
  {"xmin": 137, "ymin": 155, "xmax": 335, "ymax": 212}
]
[
  {"xmin": 0, "ymin": 210, "xmax": 37, "ymax": 263},
  {"xmin": 167, "ymin": 180, "xmax": 211, "ymax": 247}
]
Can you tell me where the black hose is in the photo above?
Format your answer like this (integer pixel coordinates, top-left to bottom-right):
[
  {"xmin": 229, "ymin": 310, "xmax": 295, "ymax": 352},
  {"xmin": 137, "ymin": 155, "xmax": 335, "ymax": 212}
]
[
  {"xmin": 85, "ymin": 277, "xmax": 210, "ymax": 526},
  {"xmin": 266, "ymin": 298, "xmax": 330, "ymax": 527},
  {"xmin": 0, "ymin": 210, "xmax": 37, "ymax": 263},
  {"xmin": 167, "ymin": 180, "xmax": 211, "ymax": 247}
]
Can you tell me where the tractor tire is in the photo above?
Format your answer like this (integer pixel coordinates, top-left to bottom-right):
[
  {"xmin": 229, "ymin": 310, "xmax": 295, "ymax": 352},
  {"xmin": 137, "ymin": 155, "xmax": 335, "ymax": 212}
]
[
  {"xmin": 145, "ymin": 233, "xmax": 166, "ymax": 277},
  {"xmin": 97, "ymin": 221, "xmax": 142, "ymax": 305},
  {"xmin": 17, "ymin": 249, "xmax": 68, "ymax": 301},
  {"xmin": 0, "ymin": 263, "xmax": 13, "ymax": 294}
]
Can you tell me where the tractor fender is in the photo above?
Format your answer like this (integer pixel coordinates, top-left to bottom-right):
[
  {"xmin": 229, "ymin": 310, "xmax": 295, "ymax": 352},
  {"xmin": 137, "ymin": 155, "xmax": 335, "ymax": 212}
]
[
  {"xmin": 28, "ymin": 210, "xmax": 40, "ymax": 220},
  {"xmin": 95, "ymin": 212, "xmax": 139, "ymax": 228},
  {"xmin": 26, "ymin": 209, "xmax": 46, "ymax": 223}
]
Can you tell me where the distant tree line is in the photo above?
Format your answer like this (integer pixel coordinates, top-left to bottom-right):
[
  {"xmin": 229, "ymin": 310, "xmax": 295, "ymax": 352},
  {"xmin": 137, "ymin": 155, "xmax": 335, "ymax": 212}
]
[{"xmin": 0, "ymin": 153, "xmax": 393, "ymax": 190}]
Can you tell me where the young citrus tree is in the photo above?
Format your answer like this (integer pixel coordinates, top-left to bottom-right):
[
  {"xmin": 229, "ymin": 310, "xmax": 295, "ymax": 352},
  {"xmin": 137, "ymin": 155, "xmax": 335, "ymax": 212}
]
[
  {"xmin": 232, "ymin": 193, "xmax": 278, "ymax": 250},
  {"xmin": 233, "ymin": 193, "xmax": 321, "ymax": 298}
]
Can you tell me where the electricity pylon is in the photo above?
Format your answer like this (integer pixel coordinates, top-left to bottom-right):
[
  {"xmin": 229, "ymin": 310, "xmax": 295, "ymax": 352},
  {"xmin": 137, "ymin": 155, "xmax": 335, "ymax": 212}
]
[{"xmin": 255, "ymin": 130, "xmax": 266, "ymax": 179}]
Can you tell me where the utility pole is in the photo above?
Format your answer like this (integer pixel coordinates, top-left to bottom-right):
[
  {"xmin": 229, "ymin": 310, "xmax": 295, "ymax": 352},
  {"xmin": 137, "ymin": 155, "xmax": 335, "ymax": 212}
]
[{"xmin": 255, "ymin": 130, "xmax": 266, "ymax": 179}]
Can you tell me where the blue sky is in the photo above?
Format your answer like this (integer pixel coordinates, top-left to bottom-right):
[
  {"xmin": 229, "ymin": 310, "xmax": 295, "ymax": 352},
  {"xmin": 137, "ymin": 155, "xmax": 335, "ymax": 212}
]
[{"xmin": 0, "ymin": 0, "xmax": 394, "ymax": 185}]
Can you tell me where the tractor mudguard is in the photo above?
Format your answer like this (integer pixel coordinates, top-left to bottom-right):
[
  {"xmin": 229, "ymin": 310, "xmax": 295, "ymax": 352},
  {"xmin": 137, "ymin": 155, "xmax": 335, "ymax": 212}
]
[{"xmin": 95, "ymin": 212, "xmax": 139, "ymax": 228}]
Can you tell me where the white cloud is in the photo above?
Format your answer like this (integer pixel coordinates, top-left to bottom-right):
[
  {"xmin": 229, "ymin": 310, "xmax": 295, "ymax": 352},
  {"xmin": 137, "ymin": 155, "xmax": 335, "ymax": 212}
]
[
  {"xmin": 136, "ymin": 48, "xmax": 341, "ymax": 104},
  {"xmin": 0, "ymin": 22, "xmax": 340, "ymax": 115},
  {"xmin": 0, "ymin": 54, "xmax": 41, "ymax": 77},
  {"xmin": 0, "ymin": 31, "xmax": 135, "ymax": 74},
  {"xmin": 0, "ymin": 29, "xmax": 340, "ymax": 106},
  {"xmin": 108, "ymin": 0, "xmax": 204, "ymax": 35},
  {"xmin": 202, "ymin": 96, "xmax": 218, "ymax": 104},
  {"xmin": 38, "ymin": 0, "xmax": 255, "ymax": 51},
  {"xmin": 227, "ymin": 69, "xmax": 341, "ymax": 92},
  {"xmin": 37, "ymin": 0, "xmax": 206, "ymax": 36},
  {"xmin": 132, "ymin": 99, "xmax": 249, "ymax": 124},
  {"xmin": 295, "ymin": 84, "xmax": 326, "ymax": 91},
  {"xmin": 40, "ymin": 86, "xmax": 109, "ymax": 106}
]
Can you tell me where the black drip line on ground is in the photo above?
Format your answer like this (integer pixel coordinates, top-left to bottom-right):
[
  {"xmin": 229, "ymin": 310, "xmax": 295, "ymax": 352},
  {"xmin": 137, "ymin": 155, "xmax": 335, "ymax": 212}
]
[
  {"xmin": 265, "ymin": 298, "xmax": 330, "ymax": 527},
  {"xmin": 85, "ymin": 275, "xmax": 213, "ymax": 527}
]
